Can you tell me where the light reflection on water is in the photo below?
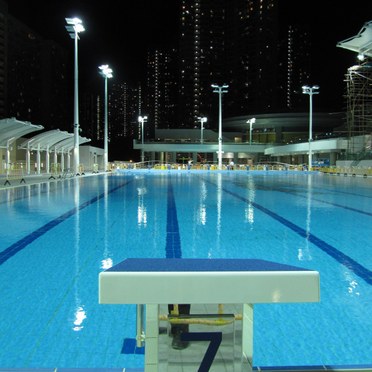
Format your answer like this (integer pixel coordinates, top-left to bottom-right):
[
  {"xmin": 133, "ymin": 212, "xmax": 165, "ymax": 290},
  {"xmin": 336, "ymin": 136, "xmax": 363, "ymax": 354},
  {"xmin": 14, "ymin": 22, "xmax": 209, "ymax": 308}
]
[
  {"xmin": 137, "ymin": 187, "xmax": 148, "ymax": 227},
  {"xmin": 73, "ymin": 306, "xmax": 87, "ymax": 332},
  {"xmin": 101, "ymin": 257, "xmax": 113, "ymax": 270},
  {"xmin": 245, "ymin": 176, "xmax": 256, "ymax": 225},
  {"xmin": 197, "ymin": 180, "xmax": 207, "ymax": 225}
]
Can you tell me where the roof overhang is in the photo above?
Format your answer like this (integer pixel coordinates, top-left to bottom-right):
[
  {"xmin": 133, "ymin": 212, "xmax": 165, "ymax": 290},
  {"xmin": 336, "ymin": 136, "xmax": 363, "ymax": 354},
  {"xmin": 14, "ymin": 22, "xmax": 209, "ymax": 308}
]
[
  {"xmin": 0, "ymin": 118, "xmax": 43, "ymax": 148},
  {"xmin": 337, "ymin": 21, "xmax": 372, "ymax": 57},
  {"xmin": 18, "ymin": 130, "xmax": 73, "ymax": 151},
  {"xmin": 52, "ymin": 136, "xmax": 91, "ymax": 152}
]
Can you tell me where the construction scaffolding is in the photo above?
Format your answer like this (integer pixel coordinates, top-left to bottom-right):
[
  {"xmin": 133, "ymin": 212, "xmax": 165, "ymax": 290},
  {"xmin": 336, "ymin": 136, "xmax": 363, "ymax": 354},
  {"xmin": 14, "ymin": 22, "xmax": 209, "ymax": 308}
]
[
  {"xmin": 344, "ymin": 63, "xmax": 372, "ymax": 158},
  {"xmin": 337, "ymin": 21, "xmax": 372, "ymax": 160}
]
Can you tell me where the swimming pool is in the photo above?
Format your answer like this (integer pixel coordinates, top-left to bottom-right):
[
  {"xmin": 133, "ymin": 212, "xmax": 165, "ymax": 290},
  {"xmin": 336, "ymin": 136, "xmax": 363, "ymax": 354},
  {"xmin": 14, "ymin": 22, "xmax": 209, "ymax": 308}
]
[{"xmin": 0, "ymin": 171, "xmax": 371, "ymax": 369}]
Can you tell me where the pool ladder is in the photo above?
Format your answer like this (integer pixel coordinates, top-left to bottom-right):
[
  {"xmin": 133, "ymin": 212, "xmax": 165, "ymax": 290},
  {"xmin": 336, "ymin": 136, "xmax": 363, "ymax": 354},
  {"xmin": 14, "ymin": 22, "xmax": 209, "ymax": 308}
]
[{"xmin": 136, "ymin": 304, "xmax": 146, "ymax": 347}]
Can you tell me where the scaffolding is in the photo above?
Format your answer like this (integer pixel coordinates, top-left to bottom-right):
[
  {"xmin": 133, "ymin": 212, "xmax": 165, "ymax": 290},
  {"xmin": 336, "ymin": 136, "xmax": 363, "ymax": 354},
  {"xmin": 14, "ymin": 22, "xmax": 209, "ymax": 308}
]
[
  {"xmin": 344, "ymin": 63, "xmax": 372, "ymax": 158},
  {"xmin": 337, "ymin": 21, "xmax": 372, "ymax": 160}
]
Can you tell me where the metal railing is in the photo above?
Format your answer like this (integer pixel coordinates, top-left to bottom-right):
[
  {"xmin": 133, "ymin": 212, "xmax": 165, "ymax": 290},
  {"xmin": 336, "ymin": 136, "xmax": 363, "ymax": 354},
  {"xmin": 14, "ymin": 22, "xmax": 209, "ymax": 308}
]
[
  {"xmin": 113, "ymin": 161, "xmax": 313, "ymax": 172},
  {"xmin": 2, "ymin": 162, "xmax": 26, "ymax": 186},
  {"xmin": 320, "ymin": 167, "xmax": 372, "ymax": 177}
]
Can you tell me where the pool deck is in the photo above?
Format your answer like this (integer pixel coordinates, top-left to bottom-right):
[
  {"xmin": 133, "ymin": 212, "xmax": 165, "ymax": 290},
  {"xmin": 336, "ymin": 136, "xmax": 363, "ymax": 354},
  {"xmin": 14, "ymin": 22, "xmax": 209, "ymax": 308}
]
[
  {"xmin": 1, "ymin": 168, "xmax": 370, "ymax": 191},
  {"xmin": 0, "ymin": 172, "xmax": 101, "ymax": 189}
]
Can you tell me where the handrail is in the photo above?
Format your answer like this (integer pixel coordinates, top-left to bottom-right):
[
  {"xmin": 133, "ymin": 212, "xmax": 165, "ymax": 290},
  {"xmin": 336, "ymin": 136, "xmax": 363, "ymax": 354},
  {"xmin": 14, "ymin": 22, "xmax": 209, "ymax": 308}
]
[
  {"xmin": 112, "ymin": 161, "xmax": 315, "ymax": 172},
  {"xmin": 136, "ymin": 304, "xmax": 145, "ymax": 347},
  {"xmin": 320, "ymin": 167, "xmax": 372, "ymax": 177}
]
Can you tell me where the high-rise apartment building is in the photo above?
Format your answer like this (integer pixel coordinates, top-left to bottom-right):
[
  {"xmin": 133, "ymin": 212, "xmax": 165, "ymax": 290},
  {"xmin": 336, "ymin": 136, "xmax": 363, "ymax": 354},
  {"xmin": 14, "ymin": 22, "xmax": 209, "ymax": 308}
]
[
  {"xmin": 109, "ymin": 83, "xmax": 125, "ymax": 139},
  {"xmin": 178, "ymin": 0, "xmax": 227, "ymax": 128},
  {"xmin": 0, "ymin": 0, "xmax": 71, "ymax": 130},
  {"xmin": 121, "ymin": 82, "xmax": 144, "ymax": 141},
  {"xmin": 95, "ymin": 0, "xmax": 312, "ymax": 142},
  {"xmin": 225, "ymin": 0, "xmax": 279, "ymax": 115},
  {"xmin": 128, "ymin": 83, "xmax": 144, "ymax": 141},
  {"xmin": 80, "ymin": 92, "xmax": 99, "ymax": 141},
  {"xmin": 146, "ymin": 48, "xmax": 178, "ymax": 131},
  {"xmin": 281, "ymin": 25, "xmax": 311, "ymax": 110},
  {"xmin": 0, "ymin": 1, "xmax": 7, "ymax": 119},
  {"xmin": 177, "ymin": 0, "xmax": 312, "ymax": 128},
  {"xmin": 79, "ymin": 0, "xmax": 312, "ymax": 143},
  {"xmin": 81, "ymin": 82, "xmax": 143, "ymax": 147}
]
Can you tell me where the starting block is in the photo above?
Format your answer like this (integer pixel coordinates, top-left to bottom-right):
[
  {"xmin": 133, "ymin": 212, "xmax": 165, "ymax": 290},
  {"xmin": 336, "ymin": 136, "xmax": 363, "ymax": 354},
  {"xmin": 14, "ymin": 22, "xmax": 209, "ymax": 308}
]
[{"xmin": 99, "ymin": 258, "xmax": 320, "ymax": 371}]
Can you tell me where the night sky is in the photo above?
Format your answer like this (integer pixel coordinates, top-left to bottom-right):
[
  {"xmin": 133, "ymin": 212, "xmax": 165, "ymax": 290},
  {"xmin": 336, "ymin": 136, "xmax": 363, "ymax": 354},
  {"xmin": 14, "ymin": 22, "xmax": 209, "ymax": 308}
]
[
  {"xmin": 4, "ymin": 0, "xmax": 371, "ymax": 110},
  {"xmin": 5, "ymin": 0, "xmax": 179, "ymax": 84}
]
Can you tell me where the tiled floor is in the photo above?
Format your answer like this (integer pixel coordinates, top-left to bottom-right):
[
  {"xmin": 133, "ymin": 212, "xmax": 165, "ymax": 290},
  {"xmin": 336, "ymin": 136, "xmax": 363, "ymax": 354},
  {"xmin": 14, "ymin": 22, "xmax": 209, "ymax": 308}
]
[{"xmin": 0, "ymin": 172, "xmax": 99, "ymax": 189}]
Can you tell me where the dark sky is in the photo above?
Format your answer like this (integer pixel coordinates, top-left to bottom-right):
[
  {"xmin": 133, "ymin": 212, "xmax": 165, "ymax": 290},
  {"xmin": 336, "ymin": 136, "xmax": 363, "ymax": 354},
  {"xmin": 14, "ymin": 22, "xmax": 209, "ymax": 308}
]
[
  {"xmin": 4, "ymin": 0, "xmax": 371, "ymax": 110},
  {"xmin": 5, "ymin": 0, "xmax": 179, "ymax": 84},
  {"xmin": 280, "ymin": 1, "xmax": 371, "ymax": 109}
]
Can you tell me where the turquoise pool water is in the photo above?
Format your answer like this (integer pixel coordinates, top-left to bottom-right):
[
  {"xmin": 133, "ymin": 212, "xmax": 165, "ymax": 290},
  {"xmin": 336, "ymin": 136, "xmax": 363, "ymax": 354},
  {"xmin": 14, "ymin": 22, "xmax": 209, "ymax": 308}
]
[{"xmin": 0, "ymin": 171, "xmax": 371, "ymax": 368}]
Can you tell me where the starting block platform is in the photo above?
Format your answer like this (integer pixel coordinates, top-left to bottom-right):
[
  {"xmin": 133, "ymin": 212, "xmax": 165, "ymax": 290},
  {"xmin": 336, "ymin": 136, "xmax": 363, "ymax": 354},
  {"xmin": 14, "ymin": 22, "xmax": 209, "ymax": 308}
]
[{"xmin": 99, "ymin": 258, "xmax": 320, "ymax": 371}]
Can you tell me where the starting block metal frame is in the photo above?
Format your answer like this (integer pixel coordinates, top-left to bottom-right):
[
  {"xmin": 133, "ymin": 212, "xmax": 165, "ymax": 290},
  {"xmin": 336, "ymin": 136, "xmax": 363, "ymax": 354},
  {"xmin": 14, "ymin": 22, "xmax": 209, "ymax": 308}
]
[{"xmin": 99, "ymin": 258, "xmax": 320, "ymax": 371}]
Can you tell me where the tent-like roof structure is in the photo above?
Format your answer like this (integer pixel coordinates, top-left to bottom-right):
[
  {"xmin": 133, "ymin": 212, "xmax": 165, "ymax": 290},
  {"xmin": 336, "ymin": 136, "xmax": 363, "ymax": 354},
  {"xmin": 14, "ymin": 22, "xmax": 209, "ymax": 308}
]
[
  {"xmin": 337, "ymin": 21, "xmax": 372, "ymax": 57},
  {"xmin": 53, "ymin": 136, "xmax": 91, "ymax": 152},
  {"xmin": 18, "ymin": 129, "xmax": 73, "ymax": 151},
  {"xmin": 19, "ymin": 129, "xmax": 91, "ymax": 153},
  {"xmin": 1, "ymin": 118, "xmax": 91, "ymax": 155},
  {"xmin": 0, "ymin": 118, "xmax": 43, "ymax": 148}
]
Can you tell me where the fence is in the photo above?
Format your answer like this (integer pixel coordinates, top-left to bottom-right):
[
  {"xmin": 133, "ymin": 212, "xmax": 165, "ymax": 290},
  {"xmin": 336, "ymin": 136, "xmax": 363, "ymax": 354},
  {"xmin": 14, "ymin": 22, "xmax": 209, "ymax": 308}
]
[
  {"xmin": 113, "ymin": 161, "xmax": 311, "ymax": 172},
  {"xmin": 320, "ymin": 167, "xmax": 372, "ymax": 177},
  {"xmin": 2, "ymin": 162, "xmax": 26, "ymax": 186}
]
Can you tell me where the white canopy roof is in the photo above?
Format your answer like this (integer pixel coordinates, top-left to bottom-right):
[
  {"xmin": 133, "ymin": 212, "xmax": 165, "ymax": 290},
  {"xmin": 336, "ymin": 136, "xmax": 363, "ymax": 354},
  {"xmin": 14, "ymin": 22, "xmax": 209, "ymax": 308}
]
[
  {"xmin": 19, "ymin": 130, "xmax": 91, "ymax": 153},
  {"xmin": 0, "ymin": 118, "xmax": 43, "ymax": 148},
  {"xmin": 337, "ymin": 21, "xmax": 372, "ymax": 57},
  {"xmin": 0, "ymin": 118, "xmax": 92, "ymax": 154},
  {"xmin": 52, "ymin": 136, "xmax": 91, "ymax": 152},
  {"xmin": 18, "ymin": 130, "xmax": 73, "ymax": 151}
]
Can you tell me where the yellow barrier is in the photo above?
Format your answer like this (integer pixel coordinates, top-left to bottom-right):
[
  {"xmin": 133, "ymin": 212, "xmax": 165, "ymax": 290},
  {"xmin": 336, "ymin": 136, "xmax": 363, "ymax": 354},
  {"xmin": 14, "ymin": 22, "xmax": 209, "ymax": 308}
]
[
  {"xmin": 78, "ymin": 164, "xmax": 85, "ymax": 175},
  {"xmin": 92, "ymin": 163, "xmax": 99, "ymax": 173},
  {"xmin": 118, "ymin": 163, "xmax": 337, "ymax": 172},
  {"xmin": 3, "ymin": 163, "xmax": 26, "ymax": 186},
  {"xmin": 321, "ymin": 167, "xmax": 372, "ymax": 177},
  {"xmin": 48, "ymin": 163, "xmax": 61, "ymax": 180}
]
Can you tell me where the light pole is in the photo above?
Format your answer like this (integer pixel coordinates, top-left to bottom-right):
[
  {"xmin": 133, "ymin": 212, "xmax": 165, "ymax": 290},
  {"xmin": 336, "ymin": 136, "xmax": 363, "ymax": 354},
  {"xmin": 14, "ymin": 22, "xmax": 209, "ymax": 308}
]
[
  {"xmin": 211, "ymin": 84, "xmax": 228, "ymax": 169},
  {"xmin": 65, "ymin": 17, "xmax": 85, "ymax": 176},
  {"xmin": 247, "ymin": 118, "xmax": 256, "ymax": 145},
  {"xmin": 197, "ymin": 116, "xmax": 207, "ymax": 144},
  {"xmin": 302, "ymin": 85, "xmax": 319, "ymax": 170},
  {"xmin": 99, "ymin": 64, "xmax": 113, "ymax": 172},
  {"xmin": 138, "ymin": 116, "xmax": 148, "ymax": 163}
]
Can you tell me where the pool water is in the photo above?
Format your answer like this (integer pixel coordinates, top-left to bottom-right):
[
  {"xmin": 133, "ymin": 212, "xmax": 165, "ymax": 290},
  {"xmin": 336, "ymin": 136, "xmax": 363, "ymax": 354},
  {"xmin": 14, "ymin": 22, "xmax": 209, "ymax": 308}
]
[{"xmin": 0, "ymin": 171, "xmax": 371, "ymax": 368}]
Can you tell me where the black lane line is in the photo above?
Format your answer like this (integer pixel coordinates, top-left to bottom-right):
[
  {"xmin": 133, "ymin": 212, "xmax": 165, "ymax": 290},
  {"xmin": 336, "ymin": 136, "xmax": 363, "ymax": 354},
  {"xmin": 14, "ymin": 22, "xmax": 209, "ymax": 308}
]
[
  {"xmin": 165, "ymin": 177, "xmax": 182, "ymax": 258},
  {"xmin": 0, "ymin": 180, "xmax": 132, "ymax": 265},
  {"xmin": 204, "ymin": 176, "xmax": 372, "ymax": 285}
]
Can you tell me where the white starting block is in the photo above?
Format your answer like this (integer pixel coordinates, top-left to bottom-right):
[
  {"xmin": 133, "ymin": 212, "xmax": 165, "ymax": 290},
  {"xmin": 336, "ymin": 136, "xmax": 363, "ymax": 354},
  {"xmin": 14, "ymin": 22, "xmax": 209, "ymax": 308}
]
[{"xmin": 99, "ymin": 258, "xmax": 320, "ymax": 371}]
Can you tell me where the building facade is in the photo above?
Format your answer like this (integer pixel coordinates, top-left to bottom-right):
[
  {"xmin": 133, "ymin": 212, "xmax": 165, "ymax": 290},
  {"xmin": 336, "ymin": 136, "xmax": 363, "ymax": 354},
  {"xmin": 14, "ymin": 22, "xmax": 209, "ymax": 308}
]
[
  {"xmin": 0, "ymin": 0, "xmax": 71, "ymax": 131},
  {"xmin": 0, "ymin": 1, "xmax": 7, "ymax": 119},
  {"xmin": 175, "ymin": 0, "xmax": 312, "ymax": 131},
  {"xmin": 178, "ymin": 0, "xmax": 227, "ymax": 128},
  {"xmin": 146, "ymin": 48, "xmax": 178, "ymax": 132}
]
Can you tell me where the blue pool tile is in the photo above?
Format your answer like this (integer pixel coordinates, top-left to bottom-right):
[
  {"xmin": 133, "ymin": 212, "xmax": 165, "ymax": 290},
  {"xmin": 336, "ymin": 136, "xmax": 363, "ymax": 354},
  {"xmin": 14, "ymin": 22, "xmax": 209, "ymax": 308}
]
[
  {"xmin": 0, "ymin": 370, "xmax": 55, "ymax": 372},
  {"xmin": 121, "ymin": 338, "xmax": 145, "ymax": 355},
  {"xmin": 324, "ymin": 365, "xmax": 372, "ymax": 371},
  {"xmin": 58, "ymin": 369, "xmax": 123, "ymax": 372},
  {"xmin": 1, "ymin": 173, "xmax": 371, "ymax": 369},
  {"xmin": 256, "ymin": 366, "xmax": 327, "ymax": 371}
]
